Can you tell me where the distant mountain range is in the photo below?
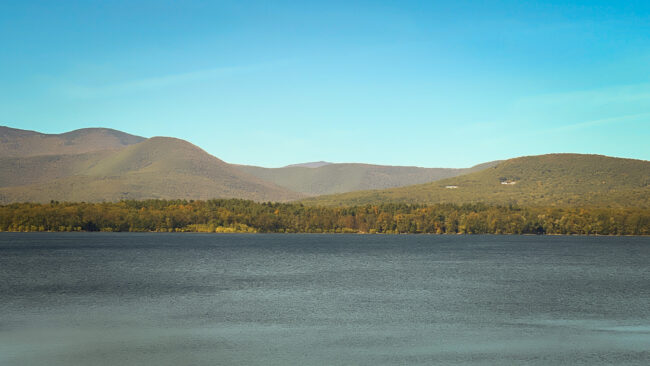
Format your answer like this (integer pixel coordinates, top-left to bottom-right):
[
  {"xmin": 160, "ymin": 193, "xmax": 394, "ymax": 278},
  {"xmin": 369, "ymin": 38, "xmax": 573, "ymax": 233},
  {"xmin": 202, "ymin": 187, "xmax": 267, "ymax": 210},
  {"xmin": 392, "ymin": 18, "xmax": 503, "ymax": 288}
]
[
  {"xmin": 283, "ymin": 161, "xmax": 332, "ymax": 168},
  {"xmin": 236, "ymin": 161, "xmax": 499, "ymax": 196},
  {"xmin": 1, "ymin": 126, "xmax": 648, "ymax": 207}
]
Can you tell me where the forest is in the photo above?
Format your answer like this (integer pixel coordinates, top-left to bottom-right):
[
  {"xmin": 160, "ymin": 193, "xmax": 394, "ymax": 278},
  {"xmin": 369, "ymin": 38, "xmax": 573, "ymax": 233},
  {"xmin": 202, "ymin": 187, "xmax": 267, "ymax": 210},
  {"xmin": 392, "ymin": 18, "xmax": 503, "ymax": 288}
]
[{"xmin": 1, "ymin": 199, "xmax": 648, "ymax": 235}]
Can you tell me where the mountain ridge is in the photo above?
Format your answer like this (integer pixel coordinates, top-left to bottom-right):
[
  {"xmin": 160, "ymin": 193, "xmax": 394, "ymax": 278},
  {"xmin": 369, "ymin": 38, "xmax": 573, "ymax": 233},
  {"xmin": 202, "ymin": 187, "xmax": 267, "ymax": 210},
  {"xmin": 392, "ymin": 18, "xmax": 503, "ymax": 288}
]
[
  {"xmin": 0, "ymin": 126, "xmax": 145, "ymax": 157},
  {"xmin": 1, "ymin": 126, "xmax": 647, "ymax": 207},
  {"xmin": 302, "ymin": 153, "xmax": 650, "ymax": 208},
  {"xmin": 0, "ymin": 135, "xmax": 303, "ymax": 203},
  {"xmin": 235, "ymin": 161, "xmax": 501, "ymax": 196},
  {"xmin": 283, "ymin": 161, "xmax": 332, "ymax": 168}
]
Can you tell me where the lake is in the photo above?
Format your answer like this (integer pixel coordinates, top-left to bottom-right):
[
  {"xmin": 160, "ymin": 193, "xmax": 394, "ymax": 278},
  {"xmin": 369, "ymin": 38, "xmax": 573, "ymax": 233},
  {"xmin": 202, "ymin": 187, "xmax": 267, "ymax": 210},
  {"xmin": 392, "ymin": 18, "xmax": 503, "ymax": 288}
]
[{"xmin": 1, "ymin": 233, "xmax": 649, "ymax": 365}]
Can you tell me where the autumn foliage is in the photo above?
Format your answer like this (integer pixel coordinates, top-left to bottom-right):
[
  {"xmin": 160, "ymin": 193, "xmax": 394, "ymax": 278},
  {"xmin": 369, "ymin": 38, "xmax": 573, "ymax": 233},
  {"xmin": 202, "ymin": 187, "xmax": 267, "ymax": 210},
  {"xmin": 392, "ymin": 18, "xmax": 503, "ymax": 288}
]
[{"xmin": 1, "ymin": 199, "xmax": 647, "ymax": 235}]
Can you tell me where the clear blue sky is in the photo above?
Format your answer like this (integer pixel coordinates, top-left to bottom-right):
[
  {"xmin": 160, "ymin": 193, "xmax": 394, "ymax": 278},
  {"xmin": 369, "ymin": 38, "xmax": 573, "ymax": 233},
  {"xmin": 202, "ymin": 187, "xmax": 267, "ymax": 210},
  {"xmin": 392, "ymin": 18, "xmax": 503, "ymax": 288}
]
[{"xmin": 1, "ymin": 0, "xmax": 649, "ymax": 167}]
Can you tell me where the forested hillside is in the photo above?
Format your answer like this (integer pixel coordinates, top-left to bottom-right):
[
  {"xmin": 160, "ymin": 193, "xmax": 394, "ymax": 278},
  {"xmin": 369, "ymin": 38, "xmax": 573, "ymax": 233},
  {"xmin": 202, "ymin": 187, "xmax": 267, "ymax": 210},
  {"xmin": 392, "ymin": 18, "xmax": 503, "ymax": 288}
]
[
  {"xmin": 2, "ymin": 127, "xmax": 647, "ymax": 209},
  {"xmin": 0, "ymin": 126, "xmax": 144, "ymax": 157},
  {"xmin": 0, "ymin": 137, "xmax": 303, "ymax": 203},
  {"xmin": 305, "ymin": 154, "xmax": 650, "ymax": 208}
]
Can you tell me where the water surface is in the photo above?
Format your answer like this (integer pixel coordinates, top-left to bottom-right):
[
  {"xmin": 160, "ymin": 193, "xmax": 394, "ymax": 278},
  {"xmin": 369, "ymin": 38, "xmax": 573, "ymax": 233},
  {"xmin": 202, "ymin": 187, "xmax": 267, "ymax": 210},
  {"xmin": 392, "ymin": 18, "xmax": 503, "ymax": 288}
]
[{"xmin": 1, "ymin": 233, "xmax": 649, "ymax": 365}]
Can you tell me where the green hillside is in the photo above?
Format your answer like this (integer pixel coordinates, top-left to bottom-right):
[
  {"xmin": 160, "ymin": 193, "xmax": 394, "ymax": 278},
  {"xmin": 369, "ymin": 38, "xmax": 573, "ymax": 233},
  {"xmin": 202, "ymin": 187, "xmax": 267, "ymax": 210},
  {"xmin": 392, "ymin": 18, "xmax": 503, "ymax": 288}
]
[
  {"xmin": 303, "ymin": 154, "xmax": 650, "ymax": 208},
  {"xmin": 0, "ymin": 137, "xmax": 303, "ymax": 203},
  {"xmin": 0, "ymin": 126, "xmax": 144, "ymax": 157},
  {"xmin": 236, "ymin": 161, "xmax": 500, "ymax": 196}
]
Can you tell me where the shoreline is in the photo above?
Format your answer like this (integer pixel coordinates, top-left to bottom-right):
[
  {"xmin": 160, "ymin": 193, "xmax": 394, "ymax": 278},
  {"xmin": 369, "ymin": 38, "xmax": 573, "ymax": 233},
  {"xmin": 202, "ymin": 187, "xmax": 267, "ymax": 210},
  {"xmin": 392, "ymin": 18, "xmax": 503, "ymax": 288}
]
[{"xmin": 1, "ymin": 231, "xmax": 647, "ymax": 237}]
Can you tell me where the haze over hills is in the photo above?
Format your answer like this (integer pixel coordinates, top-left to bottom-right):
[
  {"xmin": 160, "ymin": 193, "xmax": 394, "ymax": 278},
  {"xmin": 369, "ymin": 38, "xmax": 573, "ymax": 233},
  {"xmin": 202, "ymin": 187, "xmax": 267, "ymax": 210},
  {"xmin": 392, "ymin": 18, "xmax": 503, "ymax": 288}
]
[
  {"xmin": 236, "ymin": 161, "xmax": 500, "ymax": 196},
  {"xmin": 303, "ymin": 154, "xmax": 650, "ymax": 208},
  {"xmin": 0, "ymin": 126, "xmax": 144, "ymax": 157}
]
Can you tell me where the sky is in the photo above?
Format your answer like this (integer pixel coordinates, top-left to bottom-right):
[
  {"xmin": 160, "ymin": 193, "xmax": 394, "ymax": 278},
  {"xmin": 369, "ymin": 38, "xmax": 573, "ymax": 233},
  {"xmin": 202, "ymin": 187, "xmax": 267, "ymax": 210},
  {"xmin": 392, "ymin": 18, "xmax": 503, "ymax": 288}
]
[{"xmin": 1, "ymin": 0, "xmax": 649, "ymax": 168}]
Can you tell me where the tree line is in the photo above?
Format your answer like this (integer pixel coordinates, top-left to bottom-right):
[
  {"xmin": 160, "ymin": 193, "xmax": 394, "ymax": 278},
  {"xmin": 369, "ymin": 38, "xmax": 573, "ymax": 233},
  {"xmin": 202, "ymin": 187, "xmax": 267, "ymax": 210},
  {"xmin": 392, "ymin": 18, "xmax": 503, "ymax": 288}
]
[{"xmin": 0, "ymin": 199, "xmax": 648, "ymax": 235}]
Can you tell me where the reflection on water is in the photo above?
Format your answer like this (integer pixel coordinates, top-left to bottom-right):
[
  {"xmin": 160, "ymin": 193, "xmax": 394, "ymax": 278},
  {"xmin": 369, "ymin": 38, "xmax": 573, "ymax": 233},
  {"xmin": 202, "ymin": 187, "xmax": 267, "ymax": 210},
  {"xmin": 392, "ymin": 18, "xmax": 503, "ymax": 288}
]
[{"xmin": 1, "ymin": 233, "xmax": 649, "ymax": 365}]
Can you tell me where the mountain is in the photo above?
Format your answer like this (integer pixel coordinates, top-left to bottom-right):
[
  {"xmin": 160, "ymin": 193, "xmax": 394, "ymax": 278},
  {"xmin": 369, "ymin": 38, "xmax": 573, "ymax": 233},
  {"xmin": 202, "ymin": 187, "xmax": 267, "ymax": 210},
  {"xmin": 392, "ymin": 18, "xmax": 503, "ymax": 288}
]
[
  {"xmin": 303, "ymin": 154, "xmax": 650, "ymax": 208},
  {"xmin": 0, "ymin": 137, "xmax": 303, "ymax": 203},
  {"xmin": 284, "ymin": 161, "xmax": 332, "ymax": 168},
  {"xmin": 0, "ymin": 150, "xmax": 113, "ymax": 187},
  {"xmin": 2, "ymin": 127, "xmax": 646, "ymax": 207},
  {"xmin": 0, "ymin": 126, "xmax": 145, "ymax": 157},
  {"xmin": 235, "ymin": 161, "xmax": 500, "ymax": 196}
]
